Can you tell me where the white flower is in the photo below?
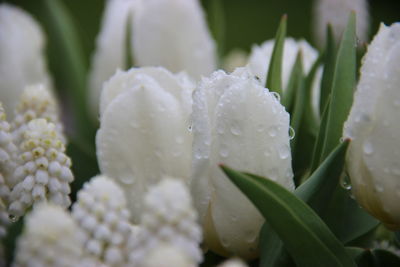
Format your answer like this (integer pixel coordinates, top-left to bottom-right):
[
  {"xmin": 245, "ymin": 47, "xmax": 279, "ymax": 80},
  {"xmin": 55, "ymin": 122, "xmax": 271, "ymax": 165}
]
[
  {"xmin": 8, "ymin": 119, "xmax": 73, "ymax": 218},
  {"xmin": 191, "ymin": 68, "xmax": 294, "ymax": 258},
  {"xmin": 141, "ymin": 243, "xmax": 196, "ymax": 267},
  {"xmin": 88, "ymin": 0, "xmax": 216, "ymax": 119},
  {"xmin": 12, "ymin": 84, "xmax": 65, "ymax": 145},
  {"xmin": 0, "ymin": 4, "xmax": 51, "ymax": 118},
  {"xmin": 96, "ymin": 67, "xmax": 194, "ymax": 223},
  {"xmin": 223, "ymin": 49, "xmax": 248, "ymax": 73},
  {"xmin": 132, "ymin": 0, "xmax": 216, "ymax": 79},
  {"xmin": 313, "ymin": 0, "xmax": 370, "ymax": 46},
  {"xmin": 88, "ymin": 0, "xmax": 137, "ymax": 118},
  {"xmin": 72, "ymin": 175, "xmax": 132, "ymax": 266},
  {"xmin": 343, "ymin": 23, "xmax": 400, "ymax": 230},
  {"xmin": 0, "ymin": 102, "xmax": 18, "ymax": 198},
  {"xmin": 128, "ymin": 178, "xmax": 202, "ymax": 266},
  {"xmin": 13, "ymin": 204, "xmax": 84, "ymax": 267},
  {"xmin": 218, "ymin": 258, "xmax": 248, "ymax": 267},
  {"xmin": 247, "ymin": 38, "xmax": 322, "ymax": 117}
]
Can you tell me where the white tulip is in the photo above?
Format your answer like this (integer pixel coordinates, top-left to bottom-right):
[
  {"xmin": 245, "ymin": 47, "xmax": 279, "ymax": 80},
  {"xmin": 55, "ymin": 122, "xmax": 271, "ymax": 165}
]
[
  {"xmin": 343, "ymin": 23, "xmax": 400, "ymax": 230},
  {"xmin": 88, "ymin": 0, "xmax": 136, "ymax": 118},
  {"xmin": 191, "ymin": 68, "xmax": 294, "ymax": 258},
  {"xmin": 96, "ymin": 67, "xmax": 194, "ymax": 223},
  {"xmin": 313, "ymin": 0, "xmax": 370, "ymax": 47},
  {"xmin": 132, "ymin": 0, "xmax": 216, "ymax": 79},
  {"xmin": 0, "ymin": 4, "xmax": 51, "ymax": 117},
  {"xmin": 247, "ymin": 38, "xmax": 322, "ymax": 117}
]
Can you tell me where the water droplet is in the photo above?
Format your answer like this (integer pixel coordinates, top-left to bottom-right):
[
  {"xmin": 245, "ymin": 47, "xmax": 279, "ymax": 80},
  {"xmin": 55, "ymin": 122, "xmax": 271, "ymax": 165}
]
[
  {"xmin": 278, "ymin": 144, "xmax": 290, "ymax": 159},
  {"xmin": 219, "ymin": 145, "xmax": 229, "ymax": 158},
  {"xmin": 256, "ymin": 124, "xmax": 264, "ymax": 132},
  {"xmin": 271, "ymin": 92, "xmax": 281, "ymax": 102},
  {"xmin": 268, "ymin": 126, "xmax": 277, "ymax": 137},
  {"xmin": 231, "ymin": 214, "xmax": 238, "ymax": 222},
  {"xmin": 119, "ymin": 175, "xmax": 134, "ymax": 185},
  {"xmin": 375, "ymin": 183, "xmax": 384, "ymax": 193},
  {"xmin": 230, "ymin": 124, "xmax": 242, "ymax": 136},
  {"xmin": 289, "ymin": 127, "xmax": 295, "ymax": 140},
  {"xmin": 268, "ymin": 168, "xmax": 278, "ymax": 181},
  {"xmin": 220, "ymin": 237, "xmax": 230, "ymax": 248},
  {"xmin": 9, "ymin": 214, "xmax": 18, "ymax": 222},
  {"xmin": 217, "ymin": 126, "xmax": 224, "ymax": 135},
  {"xmin": 363, "ymin": 141, "xmax": 374, "ymax": 155},
  {"xmin": 188, "ymin": 125, "xmax": 192, "ymax": 132},
  {"xmin": 340, "ymin": 174, "xmax": 352, "ymax": 190}
]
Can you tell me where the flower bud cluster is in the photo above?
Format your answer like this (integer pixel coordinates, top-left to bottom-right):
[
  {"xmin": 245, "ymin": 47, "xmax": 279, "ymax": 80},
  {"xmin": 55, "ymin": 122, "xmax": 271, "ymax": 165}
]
[
  {"xmin": 13, "ymin": 204, "xmax": 84, "ymax": 267},
  {"xmin": 128, "ymin": 178, "xmax": 202, "ymax": 266},
  {"xmin": 0, "ymin": 103, "xmax": 18, "ymax": 196},
  {"xmin": 8, "ymin": 119, "xmax": 73, "ymax": 218},
  {"xmin": 72, "ymin": 175, "xmax": 132, "ymax": 266},
  {"xmin": 12, "ymin": 84, "xmax": 65, "ymax": 145}
]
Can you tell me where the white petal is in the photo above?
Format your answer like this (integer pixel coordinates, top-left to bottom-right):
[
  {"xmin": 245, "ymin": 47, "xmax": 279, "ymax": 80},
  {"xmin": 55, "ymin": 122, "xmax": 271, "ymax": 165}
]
[
  {"xmin": 0, "ymin": 4, "xmax": 51, "ymax": 117},
  {"xmin": 313, "ymin": 0, "xmax": 370, "ymax": 47},
  {"xmin": 96, "ymin": 73, "xmax": 192, "ymax": 223},
  {"xmin": 192, "ymin": 68, "xmax": 294, "ymax": 258},
  {"xmin": 88, "ymin": 0, "xmax": 136, "ymax": 119},
  {"xmin": 132, "ymin": 0, "xmax": 216, "ymax": 79},
  {"xmin": 344, "ymin": 23, "xmax": 400, "ymax": 229}
]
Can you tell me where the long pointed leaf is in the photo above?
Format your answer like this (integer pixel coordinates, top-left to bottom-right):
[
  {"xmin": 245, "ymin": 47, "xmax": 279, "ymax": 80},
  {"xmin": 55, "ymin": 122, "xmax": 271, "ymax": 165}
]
[
  {"xmin": 320, "ymin": 24, "xmax": 336, "ymax": 116},
  {"xmin": 295, "ymin": 140, "xmax": 349, "ymax": 214},
  {"xmin": 266, "ymin": 15, "xmax": 286, "ymax": 96},
  {"xmin": 220, "ymin": 165, "xmax": 356, "ymax": 267},
  {"xmin": 321, "ymin": 13, "xmax": 356, "ymax": 160}
]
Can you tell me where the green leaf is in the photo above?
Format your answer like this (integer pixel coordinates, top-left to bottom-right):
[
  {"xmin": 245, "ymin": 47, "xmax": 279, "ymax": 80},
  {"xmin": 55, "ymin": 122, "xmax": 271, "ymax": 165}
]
[
  {"xmin": 295, "ymin": 140, "xmax": 349, "ymax": 214},
  {"xmin": 320, "ymin": 24, "xmax": 336, "ymax": 116},
  {"xmin": 124, "ymin": 12, "xmax": 134, "ymax": 69},
  {"xmin": 320, "ymin": 13, "xmax": 356, "ymax": 160},
  {"xmin": 310, "ymin": 96, "xmax": 331, "ymax": 172},
  {"xmin": 3, "ymin": 217, "xmax": 24, "ymax": 265},
  {"xmin": 220, "ymin": 165, "xmax": 356, "ymax": 267},
  {"xmin": 266, "ymin": 15, "xmax": 287, "ymax": 96},
  {"xmin": 282, "ymin": 51, "xmax": 303, "ymax": 113},
  {"xmin": 288, "ymin": 53, "xmax": 305, "ymax": 152},
  {"xmin": 259, "ymin": 222, "xmax": 293, "ymax": 267},
  {"xmin": 208, "ymin": 0, "xmax": 225, "ymax": 61},
  {"xmin": 323, "ymin": 186, "xmax": 379, "ymax": 244},
  {"xmin": 348, "ymin": 248, "xmax": 400, "ymax": 266},
  {"xmin": 43, "ymin": 0, "xmax": 96, "ymax": 142}
]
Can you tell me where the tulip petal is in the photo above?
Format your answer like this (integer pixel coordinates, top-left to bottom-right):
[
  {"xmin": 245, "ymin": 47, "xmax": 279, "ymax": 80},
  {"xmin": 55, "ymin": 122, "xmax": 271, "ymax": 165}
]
[
  {"xmin": 96, "ymin": 71, "xmax": 192, "ymax": 223},
  {"xmin": 0, "ymin": 4, "xmax": 51, "ymax": 117},
  {"xmin": 192, "ymin": 69, "xmax": 294, "ymax": 258},
  {"xmin": 132, "ymin": 0, "xmax": 216, "ymax": 79},
  {"xmin": 88, "ymin": 0, "xmax": 136, "ymax": 118}
]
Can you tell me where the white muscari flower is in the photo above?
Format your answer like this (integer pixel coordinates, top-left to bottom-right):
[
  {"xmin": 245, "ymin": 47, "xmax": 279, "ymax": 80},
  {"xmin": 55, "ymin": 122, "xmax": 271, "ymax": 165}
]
[
  {"xmin": 12, "ymin": 84, "xmax": 65, "ymax": 146},
  {"xmin": 8, "ymin": 119, "xmax": 73, "ymax": 217},
  {"xmin": 313, "ymin": 0, "xmax": 370, "ymax": 47},
  {"xmin": 88, "ymin": 0, "xmax": 137, "ymax": 118},
  {"xmin": 132, "ymin": 0, "xmax": 216, "ymax": 79},
  {"xmin": 96, "ymin": 67, "xmax": 194, "ymax": 223},
  {"xmin": 0, "ymin": 4, "xmax": 51, "ymax": 117},
  {"xmin": 247, "ymin": 38, "xmax": 322, "ymax": 117},
  {"xmin": 191, "ymin": 68, "xmax": 294, "ymax": 258},
  {"xmin": 13, "ymin": 204, "xmax": 84, "ymax": 267},
  {"xmin": 128, "ymin": 178, "xmax": 202, "ymax": 266},
  {"xmin": 0, "ymin": 102, "xmax": 18, "ymax": 198},
  {"xmin": 343, "ymin": 23, "xmax": 400, "ymax": 230},
  {"xmin": 72, "ymin": 175, "xmax": 132, "ymax": 266},
  {"xmin": 218, "ymin": 258, "xmax": 248, "ymax": 267},
  {"xmin": 141, "ymin": 243, "xmax": 196, "ymax": 267}
]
